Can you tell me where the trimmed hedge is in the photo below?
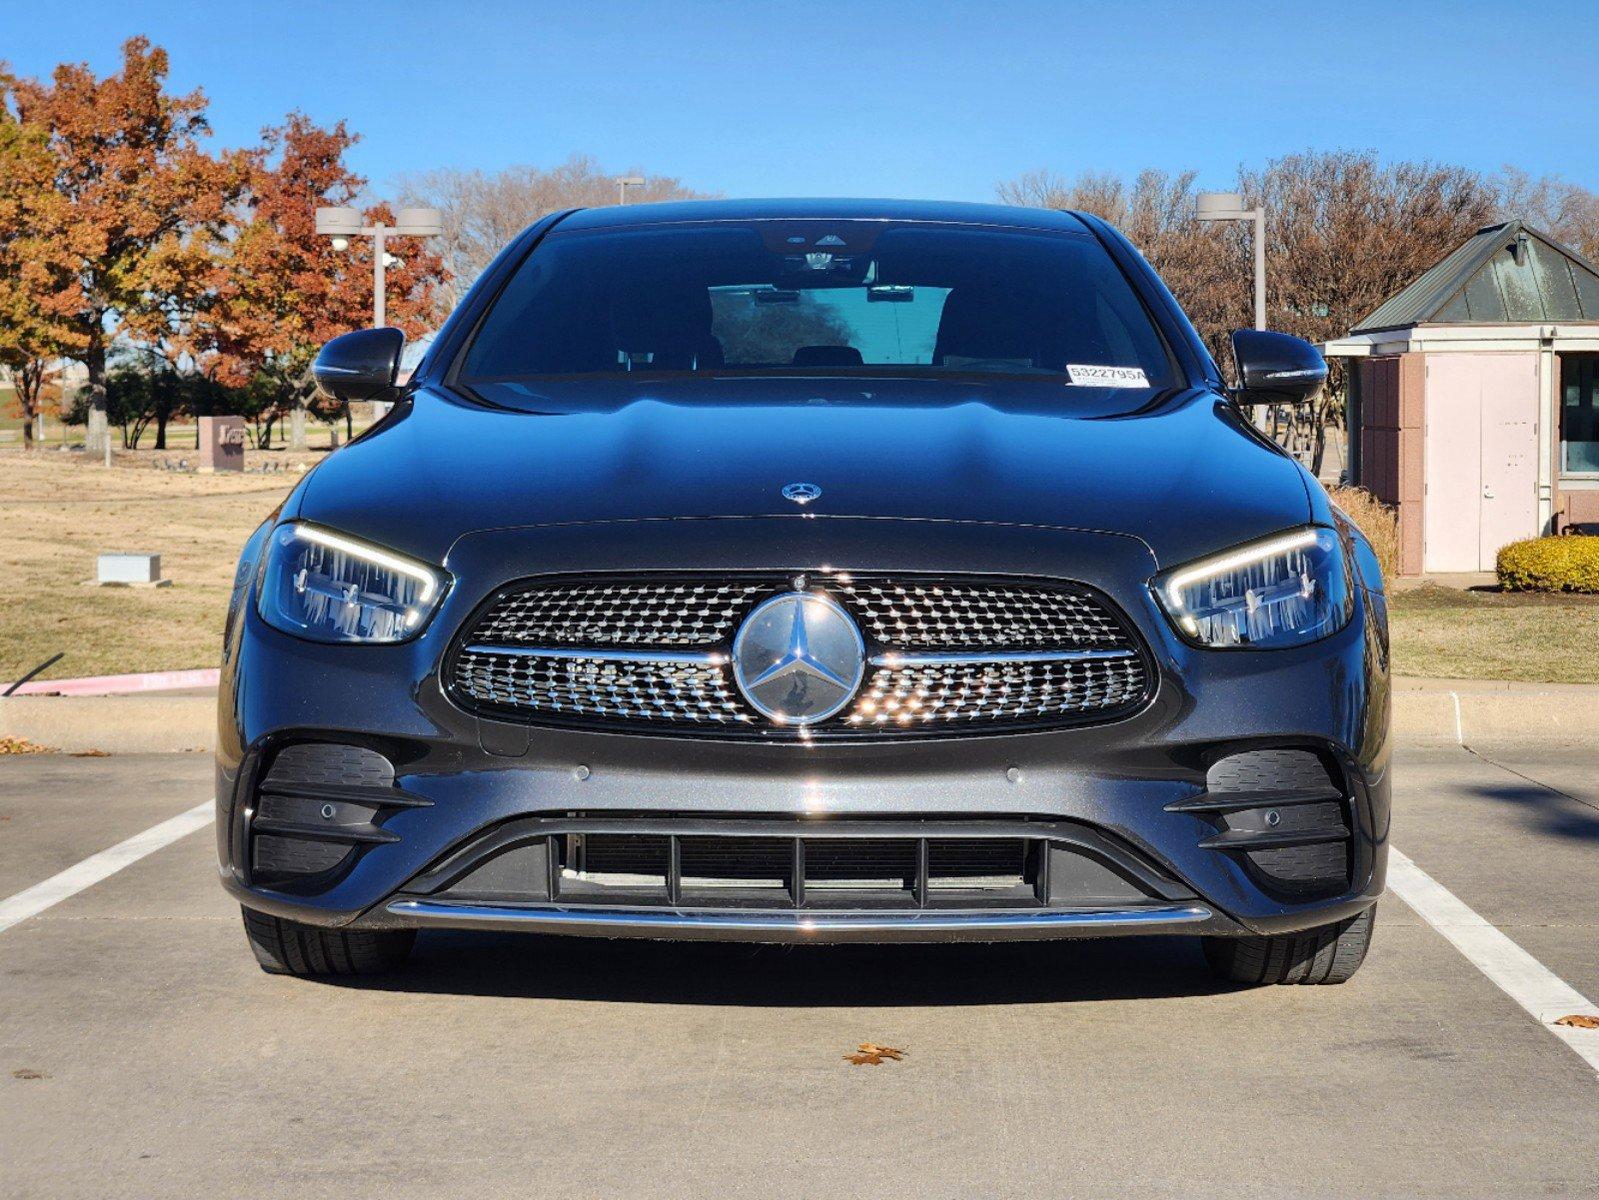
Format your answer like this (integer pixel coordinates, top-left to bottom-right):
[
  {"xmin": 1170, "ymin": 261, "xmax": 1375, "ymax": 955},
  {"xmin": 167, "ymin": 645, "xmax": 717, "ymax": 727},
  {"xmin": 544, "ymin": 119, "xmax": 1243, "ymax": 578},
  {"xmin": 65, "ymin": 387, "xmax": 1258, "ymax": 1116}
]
[{"xmin": 1496, "ymin": 535, "xmax": 1599, "ymax": 593}]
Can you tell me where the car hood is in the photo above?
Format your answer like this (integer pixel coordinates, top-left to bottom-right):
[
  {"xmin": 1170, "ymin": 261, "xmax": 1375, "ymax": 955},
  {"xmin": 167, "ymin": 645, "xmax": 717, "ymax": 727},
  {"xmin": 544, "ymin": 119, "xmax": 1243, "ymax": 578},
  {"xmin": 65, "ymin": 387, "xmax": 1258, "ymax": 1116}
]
[{"xmin": 297, "ymin": 378, "xmax": 1312, "ymax": 569}]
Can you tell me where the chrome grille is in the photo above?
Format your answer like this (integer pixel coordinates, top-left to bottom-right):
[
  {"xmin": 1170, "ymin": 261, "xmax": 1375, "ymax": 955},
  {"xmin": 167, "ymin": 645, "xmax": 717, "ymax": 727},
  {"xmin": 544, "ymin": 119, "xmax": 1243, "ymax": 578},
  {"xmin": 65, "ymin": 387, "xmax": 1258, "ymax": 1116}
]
[{"xmin": 451, "ymin": 575, "xmax": 1148, "ymax": 736}]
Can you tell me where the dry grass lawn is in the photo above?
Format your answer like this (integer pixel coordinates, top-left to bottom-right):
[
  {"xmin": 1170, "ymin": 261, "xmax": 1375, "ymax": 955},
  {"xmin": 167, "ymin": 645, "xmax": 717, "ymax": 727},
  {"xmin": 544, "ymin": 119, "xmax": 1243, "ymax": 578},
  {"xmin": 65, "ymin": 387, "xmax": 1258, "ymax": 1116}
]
[
  {"xmin": 1389, "ymin": 584, "xmax": 1599, "ymax": 685},
  {"xmin": 1, "ymin": 452, "xmax": 300, "ymax": 682},
  {"xmin": 3, "ymin": 451, "xmax": 1596, "ymax": 686}
]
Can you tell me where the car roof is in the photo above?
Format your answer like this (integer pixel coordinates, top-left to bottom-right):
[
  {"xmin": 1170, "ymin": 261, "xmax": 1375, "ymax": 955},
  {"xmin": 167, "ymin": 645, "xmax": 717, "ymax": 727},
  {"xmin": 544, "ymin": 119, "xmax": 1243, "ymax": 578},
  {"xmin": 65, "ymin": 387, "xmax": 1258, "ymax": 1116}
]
[{"xmin": 552, "ymin": 198, "xmax": 1091, "ymax": 235}]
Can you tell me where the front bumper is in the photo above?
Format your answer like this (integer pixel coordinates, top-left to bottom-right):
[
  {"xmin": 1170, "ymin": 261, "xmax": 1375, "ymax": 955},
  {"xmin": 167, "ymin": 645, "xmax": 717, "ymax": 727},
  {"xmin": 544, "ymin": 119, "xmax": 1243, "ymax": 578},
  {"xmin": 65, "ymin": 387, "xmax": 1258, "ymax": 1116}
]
[{"xmin": 218, "ymin": 517, "xmax": 1391, "ymax": 944}]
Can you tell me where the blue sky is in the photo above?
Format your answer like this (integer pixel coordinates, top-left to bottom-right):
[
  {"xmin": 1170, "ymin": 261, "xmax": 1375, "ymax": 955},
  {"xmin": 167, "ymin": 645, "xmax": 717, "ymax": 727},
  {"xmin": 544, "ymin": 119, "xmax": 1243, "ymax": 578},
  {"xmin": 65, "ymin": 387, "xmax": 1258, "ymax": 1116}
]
[{"xmin": 4, "ymin": 0, "xmax": 1596, "ymax": 200}]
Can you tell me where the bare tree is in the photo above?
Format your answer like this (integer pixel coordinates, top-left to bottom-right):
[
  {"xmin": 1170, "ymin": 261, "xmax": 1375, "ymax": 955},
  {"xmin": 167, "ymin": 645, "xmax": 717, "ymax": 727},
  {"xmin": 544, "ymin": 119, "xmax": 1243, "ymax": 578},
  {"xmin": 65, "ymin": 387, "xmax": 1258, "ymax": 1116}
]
[
  {"xmin": 396, "ymin": 154, "xmax": 712, "ymax": 304},
  {"xmin": 1241, "ymin": 152, "xmax": 1497, "ymax": 471},
  {"xmin": 1494, "ymin": 166, "xmax": 1599, "ymax": 262},
  {"xmin": 998, "ymin": 166, "xmax": 1249, "ymax": 367}
]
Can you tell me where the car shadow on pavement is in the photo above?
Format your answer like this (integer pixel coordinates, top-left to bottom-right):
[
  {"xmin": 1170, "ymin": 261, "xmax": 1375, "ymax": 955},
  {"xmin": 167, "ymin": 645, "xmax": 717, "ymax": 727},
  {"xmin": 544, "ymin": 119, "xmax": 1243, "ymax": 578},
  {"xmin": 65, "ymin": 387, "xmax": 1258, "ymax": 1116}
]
[
  {"xmin": 324, "ymin": 932, "xmax": 1242, "ymax": 1005},
  {"xmin": 1461, "ymin": 782, "xmax": 1599, "ymax": 844}
]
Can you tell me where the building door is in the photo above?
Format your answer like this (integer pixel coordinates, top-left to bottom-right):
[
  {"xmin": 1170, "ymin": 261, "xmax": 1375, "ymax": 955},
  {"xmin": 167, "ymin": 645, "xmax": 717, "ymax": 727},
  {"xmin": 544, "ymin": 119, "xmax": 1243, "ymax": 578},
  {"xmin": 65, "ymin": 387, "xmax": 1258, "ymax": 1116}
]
[{"xmin": 1423, "ymin": 353, "xmax": 1539, "ymax": 572}]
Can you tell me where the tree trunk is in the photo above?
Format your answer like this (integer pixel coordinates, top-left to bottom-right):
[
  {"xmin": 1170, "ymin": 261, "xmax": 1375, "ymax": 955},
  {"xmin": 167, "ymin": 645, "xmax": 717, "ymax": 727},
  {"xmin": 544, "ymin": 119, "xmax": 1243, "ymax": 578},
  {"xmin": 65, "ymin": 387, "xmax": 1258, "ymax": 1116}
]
[
  {"xmin": 289, "ymin": 397, "xmax": 307, "ymax": 452},
  {"xmin": 344, "ymin": 402, "xmax": 353, "ymax": 441},
  {"xmin": 154, "ymin": 407, "xmax": 168, "ymax": 450},
  {"xmin": 84, "ymin": 324, "xmax": 109, "ymax": 454},
  {"xmin": 262, "ymin": 414, "xmax": 276, "ymax": 451},
  {"xmin": 17, "ymin": 359, "xmax": 45, "ymax": 449}
]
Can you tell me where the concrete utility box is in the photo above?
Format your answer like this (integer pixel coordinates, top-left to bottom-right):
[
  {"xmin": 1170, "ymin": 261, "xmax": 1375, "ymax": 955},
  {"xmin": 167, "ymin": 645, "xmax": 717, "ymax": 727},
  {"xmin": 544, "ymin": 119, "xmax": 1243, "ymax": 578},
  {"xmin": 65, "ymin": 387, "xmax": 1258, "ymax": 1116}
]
[
  {"xmin": 198, "ymin": 415, "xmax": 246, "ymax": 473},
  {"xmin": 98, "ymin": 553, "xmax": 162, "ymax": 585}
]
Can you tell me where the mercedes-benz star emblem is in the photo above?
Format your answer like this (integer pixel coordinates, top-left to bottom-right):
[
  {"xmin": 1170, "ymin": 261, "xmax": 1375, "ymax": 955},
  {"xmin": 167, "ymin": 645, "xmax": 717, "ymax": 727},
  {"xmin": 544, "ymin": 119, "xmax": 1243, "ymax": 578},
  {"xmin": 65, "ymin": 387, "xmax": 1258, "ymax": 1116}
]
[
  {"xmin": 781, "ymin": 482, "xmax": 822, "ymax": 505},
  {"xmin": 731, "ymin": 592, "xmax": 864, "ymax": 726}
]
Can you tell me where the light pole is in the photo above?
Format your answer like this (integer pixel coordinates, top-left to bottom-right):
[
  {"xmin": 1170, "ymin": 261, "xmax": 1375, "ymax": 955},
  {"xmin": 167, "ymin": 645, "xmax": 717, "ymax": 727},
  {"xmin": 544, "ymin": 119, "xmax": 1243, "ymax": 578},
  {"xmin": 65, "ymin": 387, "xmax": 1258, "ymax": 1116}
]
[
  {"xmin": 1196, "ymin": 191, "xmax": 1266, "ymax": 331},
  {"xmin": 616, "ymin": 176, "xmax": 645, "ymax": 205},
  {"xmin": 1197, "ymin": 191, "xmax": 1270, "ymax": 430},
  {"xmin": 315, "ymin": 206, "xmax": 443, "ymax": 328}
]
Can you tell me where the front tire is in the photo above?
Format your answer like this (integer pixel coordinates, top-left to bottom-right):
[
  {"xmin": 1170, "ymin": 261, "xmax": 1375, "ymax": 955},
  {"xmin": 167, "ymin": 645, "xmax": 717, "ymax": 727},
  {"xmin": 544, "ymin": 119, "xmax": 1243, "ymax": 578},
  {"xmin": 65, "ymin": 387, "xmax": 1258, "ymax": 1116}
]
[
  {"xmin": 1202, "ymin": 906, "xmax": 1375, "ymax": 985},
  {"xmin": 241, "ymin": 907, "xmax": 415, "ymax": 977}
]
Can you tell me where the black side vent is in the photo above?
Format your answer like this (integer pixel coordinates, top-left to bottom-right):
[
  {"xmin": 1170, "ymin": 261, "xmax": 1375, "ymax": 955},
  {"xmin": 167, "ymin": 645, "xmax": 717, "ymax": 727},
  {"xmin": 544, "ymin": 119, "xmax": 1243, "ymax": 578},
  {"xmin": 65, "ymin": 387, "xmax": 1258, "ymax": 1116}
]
[
  {"xmin": 249, "ymin": 744, "xmax": 430, "ymax": 889},
  {"xmin": 1168, "ymin": 749, "xmax": 1352, "ymax": 900}
]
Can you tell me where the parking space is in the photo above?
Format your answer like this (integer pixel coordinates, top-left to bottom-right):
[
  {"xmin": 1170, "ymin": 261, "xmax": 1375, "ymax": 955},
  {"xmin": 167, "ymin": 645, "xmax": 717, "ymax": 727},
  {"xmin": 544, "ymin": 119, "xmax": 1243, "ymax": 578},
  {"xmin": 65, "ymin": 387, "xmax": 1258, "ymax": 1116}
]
[{"xmin": 1, "ymin": 740, "xmax": 1596, "ymax": 1199}]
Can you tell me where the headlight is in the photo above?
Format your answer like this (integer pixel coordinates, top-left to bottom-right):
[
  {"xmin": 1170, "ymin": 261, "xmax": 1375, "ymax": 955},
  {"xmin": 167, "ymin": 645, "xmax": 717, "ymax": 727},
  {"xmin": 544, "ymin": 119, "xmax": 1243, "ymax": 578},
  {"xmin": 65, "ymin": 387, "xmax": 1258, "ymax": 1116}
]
[
  {"xmin": 1154, "ymin": 526, "xmax": 1351, "ymax": 649},
  {"xmin": 258, "ymin": 523, "xmax": 447, "ymax": 644}
]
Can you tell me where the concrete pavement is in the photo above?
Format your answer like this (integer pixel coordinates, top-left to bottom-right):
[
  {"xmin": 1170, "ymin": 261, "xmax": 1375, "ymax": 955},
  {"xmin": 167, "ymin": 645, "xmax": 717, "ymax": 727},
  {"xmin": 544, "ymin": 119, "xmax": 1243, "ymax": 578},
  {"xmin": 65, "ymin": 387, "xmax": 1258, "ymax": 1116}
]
[{"xmin": 1, "ymin": 742, "xmax": 1596, "ymax": 1199}]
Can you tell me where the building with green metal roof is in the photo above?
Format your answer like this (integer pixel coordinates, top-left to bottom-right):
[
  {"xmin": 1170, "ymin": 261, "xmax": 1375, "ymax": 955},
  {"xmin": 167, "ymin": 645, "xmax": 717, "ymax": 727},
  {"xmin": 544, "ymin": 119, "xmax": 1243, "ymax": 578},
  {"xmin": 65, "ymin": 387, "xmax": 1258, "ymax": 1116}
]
[{"xmin": 1325, "ymin": 221, "xmax": 1599, "ymax": 574}]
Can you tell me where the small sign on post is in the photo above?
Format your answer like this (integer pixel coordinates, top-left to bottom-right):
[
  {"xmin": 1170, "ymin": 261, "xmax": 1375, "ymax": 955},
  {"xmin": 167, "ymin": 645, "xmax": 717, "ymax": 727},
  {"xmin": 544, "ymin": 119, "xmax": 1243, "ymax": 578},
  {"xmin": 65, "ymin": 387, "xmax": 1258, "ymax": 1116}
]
[{"xmin": 198, "ymin": 415, "xmax": 246, "ymax": 473}]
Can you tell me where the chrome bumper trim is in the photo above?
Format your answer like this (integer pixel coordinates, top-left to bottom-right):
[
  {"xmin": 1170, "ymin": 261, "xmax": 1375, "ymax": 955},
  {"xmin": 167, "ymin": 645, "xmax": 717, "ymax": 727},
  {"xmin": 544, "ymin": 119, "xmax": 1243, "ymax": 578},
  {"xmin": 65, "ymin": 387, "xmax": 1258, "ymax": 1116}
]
[
  {"xmin": 867, "ymin": 648, "xmax": 1139, "ymax": 667},
  {"xmin": 463, "ymin": 644, "xmax": 728, "ymax": 665},
  {"xmin": 383, "ymin": 899, "xmax": 1216, "ymax": 943}
]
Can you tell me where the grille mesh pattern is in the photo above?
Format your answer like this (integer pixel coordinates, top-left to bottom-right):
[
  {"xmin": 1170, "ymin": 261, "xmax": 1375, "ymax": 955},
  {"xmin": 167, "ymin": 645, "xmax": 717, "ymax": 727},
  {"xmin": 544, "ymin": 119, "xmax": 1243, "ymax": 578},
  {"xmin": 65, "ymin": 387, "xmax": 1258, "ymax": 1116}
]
[
  {"xmin": 453, "ymin": 575, "xmax": 1148, "ymax": 735},
  {"xmin": 469, "ymin": 580, "xmax": 768, "ymax": 647},
  {"xmin": 457, "ymin": 652, "xmax": 750, "ymax": 724},
  {"xmin": 848, "ymin": 657, "xmax": 1147, "ymax": 727},
  {"xmin": 838, "ymin": 580, "xmax": 1129, "ymax": 650}
]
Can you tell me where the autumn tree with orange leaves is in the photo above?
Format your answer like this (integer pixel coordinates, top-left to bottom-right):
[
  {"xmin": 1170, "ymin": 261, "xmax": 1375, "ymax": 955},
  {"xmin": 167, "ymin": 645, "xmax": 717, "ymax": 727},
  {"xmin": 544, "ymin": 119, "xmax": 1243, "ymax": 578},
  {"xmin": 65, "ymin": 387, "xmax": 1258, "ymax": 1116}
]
[
  {"xmin": 0, "ymin": 70, "xmax": 71, "ymax": 447},
  {"xmin": 8, "ymin": 37, "xmax": 245, "ymax": 453},
  {"xmin": 202, "ymin": 113, "xmax": 448, "ymax": 450}
]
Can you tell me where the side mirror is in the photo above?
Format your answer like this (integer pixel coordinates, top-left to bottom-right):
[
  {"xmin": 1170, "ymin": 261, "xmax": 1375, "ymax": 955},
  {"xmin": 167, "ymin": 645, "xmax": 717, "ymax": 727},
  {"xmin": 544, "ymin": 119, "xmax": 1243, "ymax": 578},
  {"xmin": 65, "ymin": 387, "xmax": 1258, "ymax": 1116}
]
[
  {"xmin": 1230, "ymin": 329, "xmax": 1327, "ymax": 405},
  {"xmin": 313, "ymin": 327, "xmax": 405, "ymax": 402}
]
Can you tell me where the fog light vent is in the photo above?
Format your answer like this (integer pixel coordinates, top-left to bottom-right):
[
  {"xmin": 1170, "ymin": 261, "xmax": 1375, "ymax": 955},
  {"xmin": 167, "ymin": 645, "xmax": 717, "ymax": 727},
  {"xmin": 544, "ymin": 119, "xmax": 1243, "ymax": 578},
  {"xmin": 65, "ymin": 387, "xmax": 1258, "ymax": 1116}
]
[
  {"xmin": 1169, "ymin": 748, "xmax": 1353, "ymax": 900},
  {"xmin": 247, "ymin": 743, "xmax": 428, "ymax": 889}
]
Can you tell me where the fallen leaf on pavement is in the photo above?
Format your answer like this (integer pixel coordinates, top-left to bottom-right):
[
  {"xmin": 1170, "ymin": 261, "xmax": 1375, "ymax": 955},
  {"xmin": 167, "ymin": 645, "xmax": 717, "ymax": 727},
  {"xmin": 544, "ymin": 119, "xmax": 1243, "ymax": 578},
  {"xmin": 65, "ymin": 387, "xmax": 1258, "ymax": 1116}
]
[
  {"xmin": 844, "ymin": 1043, "xmax": 907, "ymax": 1065},
  {"xmin": 0, "ymin": 737, "xmax": 53, "ymax": 755},
  {"xmin": 12, "ymin": 1068, "xmax": 47, "ymax": 1080},
  {"xmin": 1554, "ymin": 1014, "xmax": 1599, "ymax": 1029},
  {"xmin": 70, "ymin": 749, "xmax": 110, "ymax": 757}
]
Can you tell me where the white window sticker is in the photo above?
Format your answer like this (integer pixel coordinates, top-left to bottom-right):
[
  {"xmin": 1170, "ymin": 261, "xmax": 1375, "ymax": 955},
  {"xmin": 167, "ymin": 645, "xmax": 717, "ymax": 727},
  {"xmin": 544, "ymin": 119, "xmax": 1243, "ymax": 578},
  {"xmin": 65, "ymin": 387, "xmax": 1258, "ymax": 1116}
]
[{"xmin": 1067, "ymin": 364, "xmax": 1149, "ymax": 388}]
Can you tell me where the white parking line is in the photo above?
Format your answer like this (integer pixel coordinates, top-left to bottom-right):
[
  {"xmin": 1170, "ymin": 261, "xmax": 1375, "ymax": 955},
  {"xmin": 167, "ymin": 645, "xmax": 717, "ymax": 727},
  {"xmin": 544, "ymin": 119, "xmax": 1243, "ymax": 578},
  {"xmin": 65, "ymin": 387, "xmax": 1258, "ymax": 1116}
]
[
  {"xmin": 0, "ymin": 801, "xmax": 214, "ymax": 934},
  {"xmin": 1388, "ymin": 848, "xmax": 1599, "ymax": 1077}
]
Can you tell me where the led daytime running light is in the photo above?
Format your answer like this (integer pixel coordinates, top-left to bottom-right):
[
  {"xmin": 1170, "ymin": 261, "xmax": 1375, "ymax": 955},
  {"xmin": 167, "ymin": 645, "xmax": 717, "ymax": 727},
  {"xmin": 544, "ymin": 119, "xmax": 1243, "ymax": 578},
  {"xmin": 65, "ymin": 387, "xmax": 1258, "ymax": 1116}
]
[
  {"xmin": 1161, "ymin": 528, "xmax": 1319, "ymax": 614},
  {"xmin": 294, "ymin": 524, "xmax": 440, "ymax": 604}
]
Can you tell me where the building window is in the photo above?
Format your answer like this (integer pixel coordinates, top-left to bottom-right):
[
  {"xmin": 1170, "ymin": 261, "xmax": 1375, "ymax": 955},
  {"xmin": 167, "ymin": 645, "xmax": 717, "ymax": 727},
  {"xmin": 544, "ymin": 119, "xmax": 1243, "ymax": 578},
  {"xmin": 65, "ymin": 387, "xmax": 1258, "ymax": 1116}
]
[{"xmin": 1562, "ymin": 354, "xmax": 1599, "ymax": 475}]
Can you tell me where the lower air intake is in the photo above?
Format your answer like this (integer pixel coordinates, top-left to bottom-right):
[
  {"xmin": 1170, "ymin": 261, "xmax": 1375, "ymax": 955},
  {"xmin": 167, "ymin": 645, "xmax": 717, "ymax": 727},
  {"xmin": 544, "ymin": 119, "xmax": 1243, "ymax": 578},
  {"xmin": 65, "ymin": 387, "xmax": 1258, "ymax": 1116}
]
[
  {"xmin": 1197, "ymin": 749, "xmax": 1353, "ymax": 900},
  {"xmin": 247, "ymin": 743, "xmax": 428, "ymax": 889}
]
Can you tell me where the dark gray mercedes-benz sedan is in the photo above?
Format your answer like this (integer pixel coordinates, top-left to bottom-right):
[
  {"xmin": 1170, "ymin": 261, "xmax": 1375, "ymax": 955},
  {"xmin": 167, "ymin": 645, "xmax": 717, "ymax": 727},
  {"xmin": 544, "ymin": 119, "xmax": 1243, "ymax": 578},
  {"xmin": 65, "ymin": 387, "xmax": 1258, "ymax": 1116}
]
[{"xmin": 218, "ymin": 199, "xmax": 1389, "ymax": 985}]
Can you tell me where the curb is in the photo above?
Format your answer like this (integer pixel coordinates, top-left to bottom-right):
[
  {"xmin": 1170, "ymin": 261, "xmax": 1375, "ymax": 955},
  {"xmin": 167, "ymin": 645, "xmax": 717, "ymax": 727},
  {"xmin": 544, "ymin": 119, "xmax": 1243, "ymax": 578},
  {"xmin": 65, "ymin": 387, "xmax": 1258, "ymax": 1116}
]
[
  {"xmin": 3, "ymin": 667, "xmax": 220, "ymax": 697},
  {"xmin": 3, "ymin": 681, "xmax": 1594, "ymax": 755},
  {"xmin": 1390, "ymin": 678, "xmax": 1599, "ymax": 742}
]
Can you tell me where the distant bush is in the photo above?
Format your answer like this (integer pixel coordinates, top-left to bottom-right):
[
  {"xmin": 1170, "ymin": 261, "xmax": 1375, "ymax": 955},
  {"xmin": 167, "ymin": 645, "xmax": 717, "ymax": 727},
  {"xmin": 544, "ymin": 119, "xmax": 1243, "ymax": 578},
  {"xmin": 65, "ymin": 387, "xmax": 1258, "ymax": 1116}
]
[
  {"xmin": 1496, "ymin": 536, "xmax": 1599, "ymax": 593},
  {"xmin": 1328, "ymin": 486, "xmax": 1398, "ymax": 586}
]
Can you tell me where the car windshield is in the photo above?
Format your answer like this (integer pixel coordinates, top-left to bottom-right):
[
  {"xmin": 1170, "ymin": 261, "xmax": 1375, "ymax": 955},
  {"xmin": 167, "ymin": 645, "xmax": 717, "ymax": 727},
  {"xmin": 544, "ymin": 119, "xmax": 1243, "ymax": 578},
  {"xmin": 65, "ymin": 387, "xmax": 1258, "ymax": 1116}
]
[{"xmin": 459, "ymin": 220, "xmax": 1176, "ymax": 388}]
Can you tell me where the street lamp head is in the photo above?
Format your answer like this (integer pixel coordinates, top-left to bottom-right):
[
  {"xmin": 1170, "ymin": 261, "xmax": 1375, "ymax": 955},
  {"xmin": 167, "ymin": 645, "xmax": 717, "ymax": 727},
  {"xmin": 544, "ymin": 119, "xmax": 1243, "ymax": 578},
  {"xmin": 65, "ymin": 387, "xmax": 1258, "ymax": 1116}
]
[
  {"xmin": 315, "ymin": 206, "xmax": 362, "ymax": 236},
  {"xmin": 394, "ymin": 207, "xmax": 443, "ymax": 237},
  {"xmin": 1196, "ymin": 191, "xmax": 1248, "ymax": 221},
  {"xmin": 617, "ymin": 176, "xmax": 646, "ymax": 187}
]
